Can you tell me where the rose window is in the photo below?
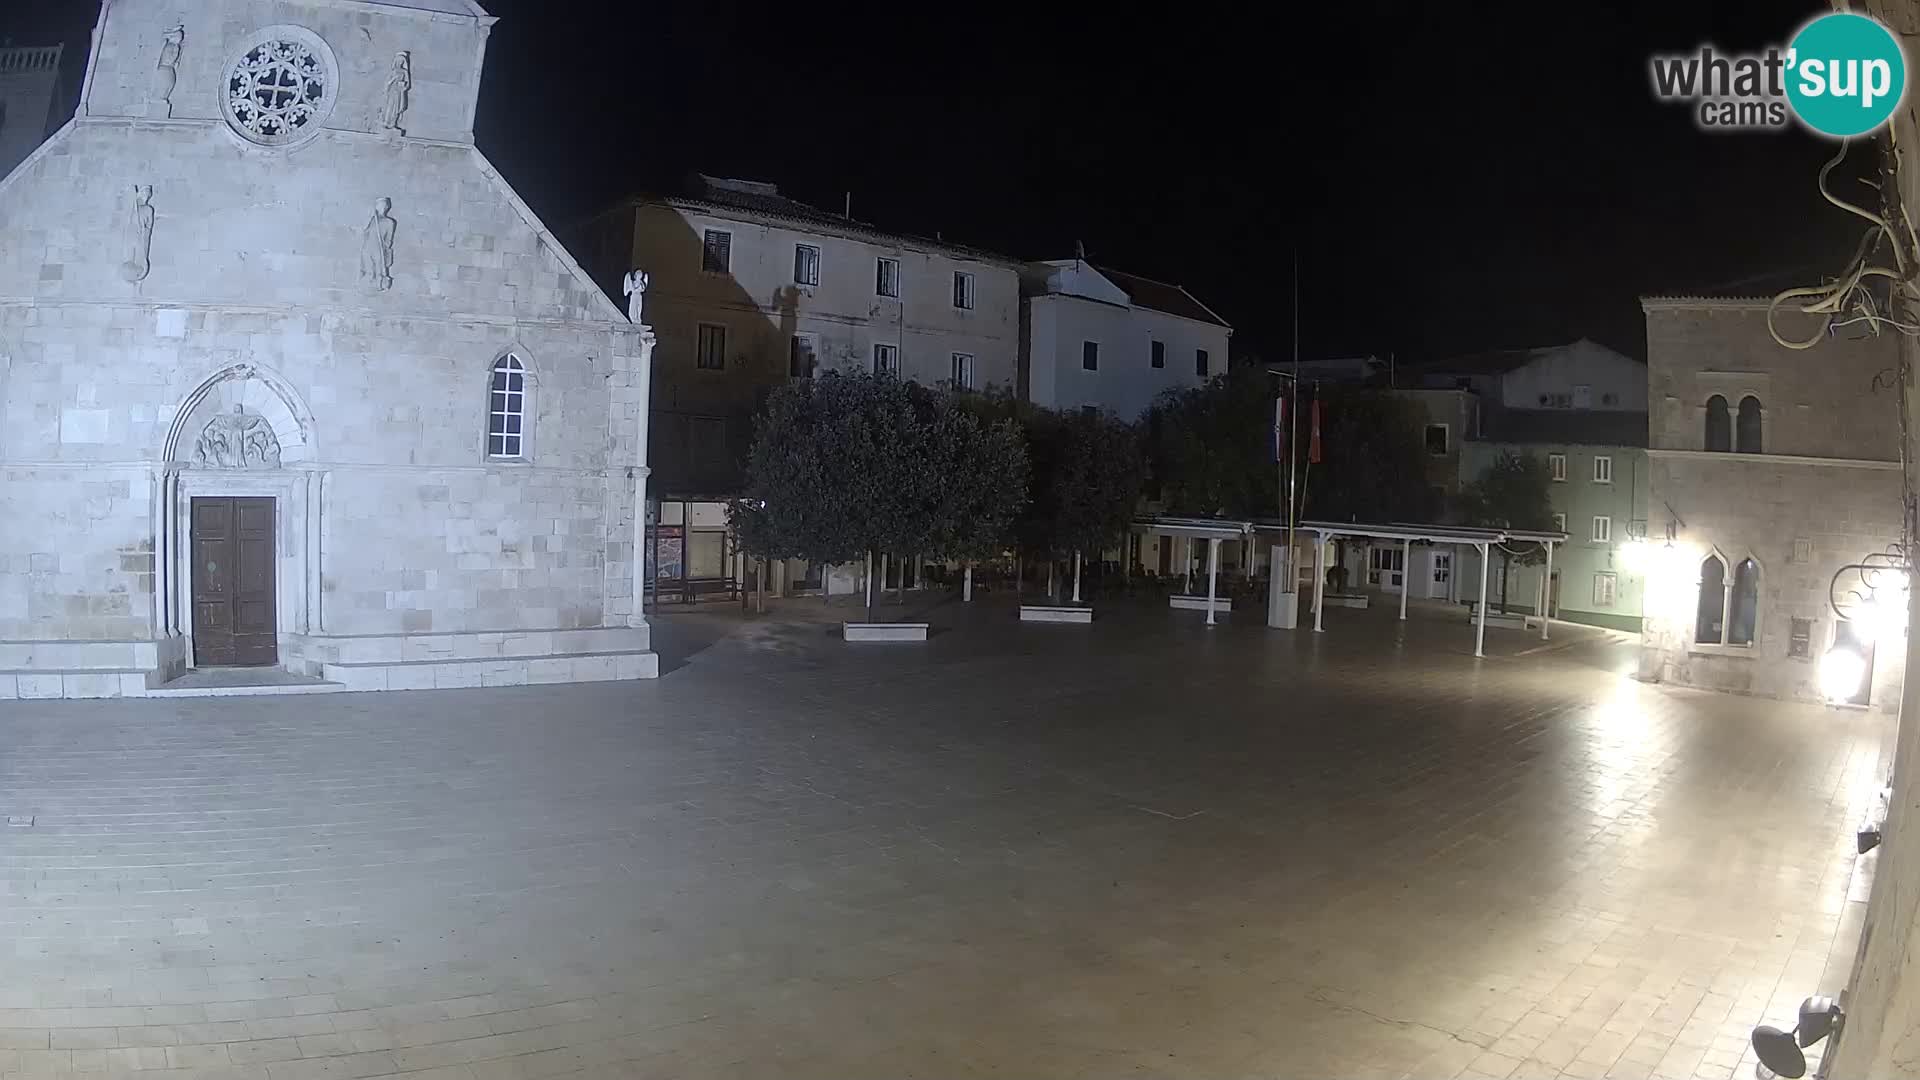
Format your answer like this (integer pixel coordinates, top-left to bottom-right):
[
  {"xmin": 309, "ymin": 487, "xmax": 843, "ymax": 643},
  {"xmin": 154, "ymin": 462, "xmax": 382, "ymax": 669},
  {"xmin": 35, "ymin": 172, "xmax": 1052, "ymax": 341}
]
[{"xmin": 223, "ymin": 34, "xmax": 333, "ymax": 145}]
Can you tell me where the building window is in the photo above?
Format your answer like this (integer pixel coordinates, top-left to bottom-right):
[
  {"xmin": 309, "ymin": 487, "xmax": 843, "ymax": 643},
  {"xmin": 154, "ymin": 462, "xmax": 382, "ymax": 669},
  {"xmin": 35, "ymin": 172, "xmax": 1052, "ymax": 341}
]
[
  {"xmin": 1590, "ymin": 516, "xmax": 1611, "ymax": 543},
  {"xmin": 1425, "ymin": 424, "xmax": 1449, "ymax": 456},
  {"xmin": 1151, "ymin": 340, "xmax": 1165, "ymax": 369},
  {"xmin": 487, "ymin": 353, "xmax": 527, "ymax": 459},
  {"xmin": 1705, "ymin": 394, "xmax": 1731, "ymax": 452},
  {"xmin": 1082, "ymin": 341, "xmax": 1099, "ymax": 371},
  {"xmin": 950, "ymin": 352, "xmax": 973, "ymax": 390},
  {"xmin": 696, "ymin": 323, "xmax": 726, "ymax": 370},
  {"xmin": 689, "ymin": 415, "xmax": 726, "ymax": 473},
  {"xmin": 1367, "ymin": 545, "xmax": 1405, "ymax": 588},
  {"xmin": 1601, "ymin": 392, "xmax": 1619, "ymax": 406},
  {"xmin": 952, "ymin": 271, "xmax": 974, "ymax": 310},
  {"xmin": 875, "ymin": 257, "xmax": 900, "ymax": 298},
  {"xmin": 1539, "ymin": 392, "xmax": 1572, "ymax": 408},
  {"xmin": 1693, "ymin": 554, "xmax": 1759, "ymax": 646},
  {"xmin": 701, "ymin": 229, "xmax": 731, "ymax": 274},
  {"xmin": 1593, "ymin": 572, "xmax": 1617, "ymax": 606},
  {"xmin": 789, "ymin": 335, "xmax": 816, "ymax": 378},
  {"xmin": 1694, "ymin": 555, "xmax": 1727, "ymax": 643},
  {"xmin": 873, "ymin": 342, "xmax": 898, "ymax": 376},
  {"xmin": 1552, "ymin": 512, "xmax": 1567, "ymax": 533},
  {"xmin": 1592, "ymin": 455, "xmax": 1613, "ymax": 484},
  {"xmin": 1736, "ymin": 395, "xmax": 1763, "ymax": 453},
  {"xmin": 1548, "ymin": 453, "xmax": 1567, "ymax": 481},
  {"xmin": 1729, "ymin": 557, "xmax": 1759, "ymax": 644},
  {"xmin": 793, "ymin": 244, "xmax": 820, "ymax": 286},
  {"xmin": 1196, "ymin": 349, "xmax": 1210, "ymax": 377},
  {"xmin": 222, "ymin": 30, "xmax": 336, "ymax": 147}
]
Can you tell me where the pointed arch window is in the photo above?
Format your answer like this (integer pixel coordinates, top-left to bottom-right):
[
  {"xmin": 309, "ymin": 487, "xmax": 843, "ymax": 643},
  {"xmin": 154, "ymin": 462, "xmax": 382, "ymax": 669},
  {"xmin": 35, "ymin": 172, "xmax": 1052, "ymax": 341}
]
[
  {"xmin": 488, "ymin": 353, "xmax": 527, "ymax": 459},
  {"xmin": 1728, "ymin": 557, "xmax": 1760, "ymax": 644},
  {"xmin": 1694, "ymin": 552, "xmax": 1760, "ymax": 646},
  {"xmin": 1704, "ymin": 395, "xmax": 1731, "ymax": 452},
  {"xmin": 1735, "ymin": 395, "xmax": 1763, "ymax": 454},
  {"xmin": 1695, "ymin": 554, "xmax": 1726, "ymax": 644}
]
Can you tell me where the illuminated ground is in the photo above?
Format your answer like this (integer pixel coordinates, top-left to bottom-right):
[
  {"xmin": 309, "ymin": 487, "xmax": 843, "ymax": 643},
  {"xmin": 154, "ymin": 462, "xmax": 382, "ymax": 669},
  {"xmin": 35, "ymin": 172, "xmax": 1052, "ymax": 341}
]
[{"xmin": 0, "ymin": 596, "xmax": 1888, "ymax": 1079}]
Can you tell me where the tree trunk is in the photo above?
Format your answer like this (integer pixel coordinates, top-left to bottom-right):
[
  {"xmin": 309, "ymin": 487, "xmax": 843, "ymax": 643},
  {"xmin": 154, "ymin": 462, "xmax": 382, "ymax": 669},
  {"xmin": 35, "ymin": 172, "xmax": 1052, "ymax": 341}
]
[{"xmin": 1497, "ymin": 551, "xmax": 1510, "ymax": 614}]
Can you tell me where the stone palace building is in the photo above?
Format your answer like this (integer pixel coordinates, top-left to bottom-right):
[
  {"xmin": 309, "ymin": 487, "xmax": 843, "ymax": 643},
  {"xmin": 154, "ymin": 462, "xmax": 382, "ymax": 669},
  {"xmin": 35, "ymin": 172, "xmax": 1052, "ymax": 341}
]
[{"xmin": 0, "ymin": 0, "xmax": 657, "ymax": 697}]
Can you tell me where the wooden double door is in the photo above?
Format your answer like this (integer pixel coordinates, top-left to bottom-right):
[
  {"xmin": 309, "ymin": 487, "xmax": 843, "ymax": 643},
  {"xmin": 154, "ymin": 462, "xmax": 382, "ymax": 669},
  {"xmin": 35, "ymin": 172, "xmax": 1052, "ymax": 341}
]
[{"xmin": 191, "ymin": 497, "xmax": 278, "ymax": 666}]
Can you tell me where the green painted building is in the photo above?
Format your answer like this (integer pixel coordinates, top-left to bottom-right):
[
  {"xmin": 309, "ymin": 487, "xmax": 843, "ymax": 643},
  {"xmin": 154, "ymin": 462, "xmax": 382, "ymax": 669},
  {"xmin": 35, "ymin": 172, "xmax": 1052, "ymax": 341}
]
[{"xmin": 1457, "ymin": 411, "xmax": 1650, "ymax": 632}]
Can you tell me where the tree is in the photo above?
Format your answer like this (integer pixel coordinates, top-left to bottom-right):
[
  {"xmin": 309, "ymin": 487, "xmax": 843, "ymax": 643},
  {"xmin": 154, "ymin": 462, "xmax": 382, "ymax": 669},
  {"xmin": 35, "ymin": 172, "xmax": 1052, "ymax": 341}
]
[
  {"xmin": 1459, "ymin": 450, "xmax": 1554, "ymax": 613},
  {"xmin": 734, "ymin": 372, "xmax": 1027, "ymax": 621},
  {"xmin": 1146, "ymin": 367, "xmax": 1434, "ymax": 524},
  {"xmin": 923, "ymin": 391, "xmax": 1030, "ymax": 570},
  {"xmin": 1032, "ymin": 409, "xmax": 1146, "ymax": 591},
  {"xmin": 1303, "ymin": 386, "xmax": 1438, "ymax": 525},
  {"xmin": 1146, "ymin": 363, "xmax": 1276, "ymax": 518}
]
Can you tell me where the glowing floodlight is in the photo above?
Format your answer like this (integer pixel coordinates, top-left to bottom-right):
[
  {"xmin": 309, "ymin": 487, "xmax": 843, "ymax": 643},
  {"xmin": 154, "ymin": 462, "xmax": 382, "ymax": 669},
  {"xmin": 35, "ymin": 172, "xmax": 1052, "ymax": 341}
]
[{"xmin": 1818, "ymin": 647, "xmax": 1867, "ymax": 703}]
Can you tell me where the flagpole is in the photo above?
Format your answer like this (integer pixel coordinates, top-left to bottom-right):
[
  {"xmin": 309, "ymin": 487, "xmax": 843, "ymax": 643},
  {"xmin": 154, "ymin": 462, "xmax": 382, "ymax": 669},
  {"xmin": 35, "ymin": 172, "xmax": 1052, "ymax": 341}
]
[{"xmin": 1288, "ymin": 250, "xmax": 1299, "ymax": 567}]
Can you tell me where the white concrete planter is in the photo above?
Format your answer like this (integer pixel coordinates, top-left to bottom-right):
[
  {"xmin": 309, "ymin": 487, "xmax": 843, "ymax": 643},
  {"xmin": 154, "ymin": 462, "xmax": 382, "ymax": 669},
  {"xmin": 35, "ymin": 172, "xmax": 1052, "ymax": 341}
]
[
  {"xmin": 1267, "ymin": 589, "xmax": 1300, "ymax": 629},
  {"xmin": 1169, "ymin": 595, "xmax": 1232, "ymax": 612},
  {"xmin": 1020, "ymin": 604, "xmax": 1094, "ymax": 624},
  {"xmin": 843, "ymin": 622, "xmax": 929, "ymax": 642},
  {"xmin": 1322, "ymin": 593, "xmax": 1370, "ymax": 609}
]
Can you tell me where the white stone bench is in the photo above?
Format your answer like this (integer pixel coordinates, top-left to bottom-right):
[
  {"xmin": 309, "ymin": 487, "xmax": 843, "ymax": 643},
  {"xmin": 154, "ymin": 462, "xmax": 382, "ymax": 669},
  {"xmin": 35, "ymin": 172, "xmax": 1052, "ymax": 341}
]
[
  {"xmin": 1020, "ymin": 605, "xmax": 1094, "ymax": 624},
  {"xmin": 1322, "ymin": 593, "xmax": 1370, "ymax": 609},
  {"xmin": 843, "ymin": 622, "xmax": 929, "ymax": 642},
  {"xmin": 1466, "ymin": 605, "xmax": 1530, "ymax": 630},
  {"xmin": 1169, "ymin": 595, "xmax": 1232, "ymax": 612}
]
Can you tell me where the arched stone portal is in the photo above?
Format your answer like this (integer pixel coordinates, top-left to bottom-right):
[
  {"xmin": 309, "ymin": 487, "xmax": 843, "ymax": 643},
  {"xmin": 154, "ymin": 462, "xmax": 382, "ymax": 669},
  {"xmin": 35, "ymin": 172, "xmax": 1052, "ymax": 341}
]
[{"xmin": 153, "ymin": 364, "xmax": 321, "ymax": 678}]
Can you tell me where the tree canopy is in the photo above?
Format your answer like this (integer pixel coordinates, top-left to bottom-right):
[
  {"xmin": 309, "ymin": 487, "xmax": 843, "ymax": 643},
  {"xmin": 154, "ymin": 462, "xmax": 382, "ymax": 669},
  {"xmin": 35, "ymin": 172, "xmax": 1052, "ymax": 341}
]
[
  {"xmin": 733, "ymin": 372, "xmax": 1029, "ymax": 577},
  {"xmin": 1460, "ymin": 449, "xmax": 1555, "ymax": 610},
  {"xmin": 1146, "ymin": 366, "xmax": 1435, "ymax": 524},
  {"xmin": 1032, "ymin": 408, "xmax": 1146, "ymax": 558}
]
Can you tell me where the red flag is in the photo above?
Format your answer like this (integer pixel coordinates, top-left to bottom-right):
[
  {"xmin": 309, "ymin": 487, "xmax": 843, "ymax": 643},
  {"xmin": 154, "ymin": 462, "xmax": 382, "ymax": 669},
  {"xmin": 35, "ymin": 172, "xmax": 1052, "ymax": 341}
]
[{"xmin": 1309, "ymin": 399, "xmax": 1323, "ymax": 464}]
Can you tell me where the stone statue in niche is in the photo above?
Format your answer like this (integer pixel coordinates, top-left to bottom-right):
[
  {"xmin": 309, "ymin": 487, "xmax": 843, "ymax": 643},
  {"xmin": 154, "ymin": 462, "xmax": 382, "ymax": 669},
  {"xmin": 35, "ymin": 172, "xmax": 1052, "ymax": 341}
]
[
  {"xmin": 151, "ymin": 25, "xmax": 184, "ymax": 118},
  {"xmin": 360, "ymin": 196, "xmax": 395, "ymax": 290},
  {"xmin": 378, "ymin": 51, "xmax": 412, "ymax": 135},
  {"xmin": 193, "ymin": 404, "xmax": 281, "ymax": 469},
  {"xmin": 622, "ymin": 268, "xmax": 648, "ymax": 324},
  {"xmin": 120, "ymin": 184, "xmax": 154, "ymax": 283}
]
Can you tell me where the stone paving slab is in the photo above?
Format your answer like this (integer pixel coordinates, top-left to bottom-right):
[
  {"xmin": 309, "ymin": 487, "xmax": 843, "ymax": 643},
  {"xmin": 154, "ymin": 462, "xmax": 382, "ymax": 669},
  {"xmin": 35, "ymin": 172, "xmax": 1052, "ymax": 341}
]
[{"xmin": 0, "ymin": 596, "xmax": 1889, "ymax": 1078}]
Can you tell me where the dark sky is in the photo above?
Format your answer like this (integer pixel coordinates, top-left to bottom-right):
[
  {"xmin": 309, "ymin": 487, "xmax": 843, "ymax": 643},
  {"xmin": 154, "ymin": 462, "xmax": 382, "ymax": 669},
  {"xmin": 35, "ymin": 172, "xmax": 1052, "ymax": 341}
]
[{"xmin": 3, "ymin": 0, "xmax": 1878, "ymax": 363}]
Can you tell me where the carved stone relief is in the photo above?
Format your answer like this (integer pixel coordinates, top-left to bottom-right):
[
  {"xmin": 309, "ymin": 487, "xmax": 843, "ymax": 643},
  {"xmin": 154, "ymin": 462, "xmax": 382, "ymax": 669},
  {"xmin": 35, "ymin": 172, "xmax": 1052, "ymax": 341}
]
[
  {"xmin": 120, "ymin": 184, "xmax": 154, "ymax": 284},
  {"xmin": 193, "ymin": 403, "xmax": 281, "ymax": 469},
  {"xmin": 360, "ymin": 196, "xmax": 395, "ymax": 291},
  {"xmin": 378, "ymin": 50, "xmax": 411, "ymax": 135},
  {"xmin": 151, "ymin": 24, "xmax": 184, "ymax": 119}
]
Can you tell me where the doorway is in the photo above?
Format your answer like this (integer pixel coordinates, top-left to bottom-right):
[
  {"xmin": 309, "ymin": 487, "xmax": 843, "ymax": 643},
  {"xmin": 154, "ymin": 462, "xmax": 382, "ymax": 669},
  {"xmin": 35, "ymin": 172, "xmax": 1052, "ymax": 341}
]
[
  {"xmin": 191, "ymin": 496, "xmax": 277, "ymax": 666},
  {"xmin": 1427, "ymin": 550, "xmax": 1452, "ymax": 599}
]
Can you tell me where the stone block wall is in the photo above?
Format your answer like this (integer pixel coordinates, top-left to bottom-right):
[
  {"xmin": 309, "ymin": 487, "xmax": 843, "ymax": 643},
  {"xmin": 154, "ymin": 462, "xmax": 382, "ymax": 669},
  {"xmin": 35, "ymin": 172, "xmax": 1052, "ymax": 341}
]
[
  {"xmin": 1645, "ymin": 301, "xmax": 1902, "ymax": 459},
  {"xmin": 0, "ymin": 467, "xmax": 153, "ymax": 641},
  {"xmin": 1641, "ymin": 455, "xmax": 1906, "ymax": 706}
]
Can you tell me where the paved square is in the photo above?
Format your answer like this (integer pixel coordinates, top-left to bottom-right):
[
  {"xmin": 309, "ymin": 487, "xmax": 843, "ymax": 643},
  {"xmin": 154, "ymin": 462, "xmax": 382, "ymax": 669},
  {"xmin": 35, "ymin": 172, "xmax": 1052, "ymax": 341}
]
[{"xmin": 0, "ymin": 599, "xmax": 1890, "ymax": 1079}]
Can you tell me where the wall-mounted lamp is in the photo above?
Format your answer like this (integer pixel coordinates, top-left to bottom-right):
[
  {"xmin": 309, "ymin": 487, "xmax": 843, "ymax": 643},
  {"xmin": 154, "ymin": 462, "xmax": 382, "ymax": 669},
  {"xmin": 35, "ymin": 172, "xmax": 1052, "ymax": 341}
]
[{"xmin": 1751, "ymin": 995, "xmax": 1844, "ymax": 1078}]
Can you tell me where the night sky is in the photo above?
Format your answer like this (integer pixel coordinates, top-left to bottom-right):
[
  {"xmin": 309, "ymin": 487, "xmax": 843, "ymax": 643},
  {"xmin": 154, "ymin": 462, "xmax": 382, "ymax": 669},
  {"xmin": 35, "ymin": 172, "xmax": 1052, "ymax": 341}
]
[{"xmin": 2, "ymin": 0, "xmax": 1880, "ymax": 363}]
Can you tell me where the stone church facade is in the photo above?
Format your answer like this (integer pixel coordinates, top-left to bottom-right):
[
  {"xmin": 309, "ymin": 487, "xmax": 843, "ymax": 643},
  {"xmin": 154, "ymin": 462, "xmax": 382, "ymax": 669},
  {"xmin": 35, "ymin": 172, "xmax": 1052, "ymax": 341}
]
[{"xmin": 0, "ymin": 0, "xmax": 657, "ymax": 696}]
